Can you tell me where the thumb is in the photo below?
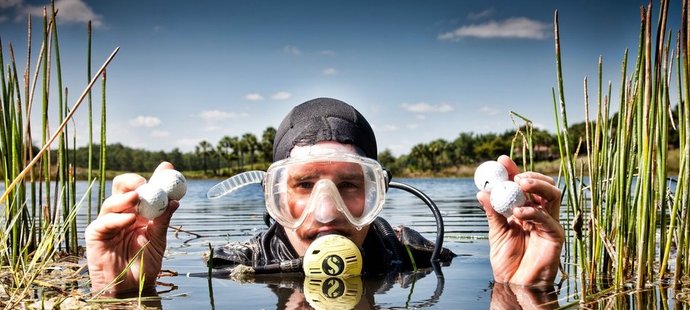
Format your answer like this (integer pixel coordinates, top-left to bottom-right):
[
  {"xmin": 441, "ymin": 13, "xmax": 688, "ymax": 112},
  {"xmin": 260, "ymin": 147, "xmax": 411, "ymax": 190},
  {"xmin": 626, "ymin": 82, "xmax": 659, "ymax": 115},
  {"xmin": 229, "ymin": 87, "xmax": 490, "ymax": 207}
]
[
  {"xmin": 152, "ymin": 161, "xmax": 175, "ymax": 178},
  {"xmin": 477, "ymin": 191, "xmax": 508, "ymax": 229}
]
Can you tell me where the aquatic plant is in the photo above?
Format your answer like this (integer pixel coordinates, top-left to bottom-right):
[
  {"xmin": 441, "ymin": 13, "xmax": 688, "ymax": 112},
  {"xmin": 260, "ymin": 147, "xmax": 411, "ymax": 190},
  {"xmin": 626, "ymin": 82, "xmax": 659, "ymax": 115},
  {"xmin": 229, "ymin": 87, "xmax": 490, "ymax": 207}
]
[
  {"xmin": 554, "ymin": 0, "xmax": 690, "ymax": 305},
  {"xmin": 0, "ymin": 2, "xmax": 117, "ymax": 307}
]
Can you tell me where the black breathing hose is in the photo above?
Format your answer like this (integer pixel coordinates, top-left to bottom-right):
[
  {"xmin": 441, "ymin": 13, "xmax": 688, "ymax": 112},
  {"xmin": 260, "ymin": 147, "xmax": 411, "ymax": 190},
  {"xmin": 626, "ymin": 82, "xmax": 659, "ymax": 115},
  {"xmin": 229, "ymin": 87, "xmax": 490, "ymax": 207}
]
[
  {"xmin": 259, "ymin": 179, "xmax": 445, "ymax": 264},
  {"xmin": 388, "ymin": 181, "xmax": 445, "ymax": 262}
]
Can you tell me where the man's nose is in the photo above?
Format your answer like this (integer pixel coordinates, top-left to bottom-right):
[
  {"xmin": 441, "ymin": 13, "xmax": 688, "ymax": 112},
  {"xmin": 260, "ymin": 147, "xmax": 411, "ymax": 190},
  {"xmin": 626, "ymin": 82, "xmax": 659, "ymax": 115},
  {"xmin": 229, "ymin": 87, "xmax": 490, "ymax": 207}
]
[{"xmin": 312, "ymin": 193, "xmax": 340, "ymax": 224}]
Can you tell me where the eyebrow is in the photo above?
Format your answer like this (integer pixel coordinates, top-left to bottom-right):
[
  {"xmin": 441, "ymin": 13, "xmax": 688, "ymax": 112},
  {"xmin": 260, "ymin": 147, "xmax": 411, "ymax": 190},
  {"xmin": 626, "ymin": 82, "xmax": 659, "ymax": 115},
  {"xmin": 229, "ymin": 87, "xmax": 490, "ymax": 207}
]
[{"xmin": 288, "ymin": 170, "xmax": 363, "ymax": 182}]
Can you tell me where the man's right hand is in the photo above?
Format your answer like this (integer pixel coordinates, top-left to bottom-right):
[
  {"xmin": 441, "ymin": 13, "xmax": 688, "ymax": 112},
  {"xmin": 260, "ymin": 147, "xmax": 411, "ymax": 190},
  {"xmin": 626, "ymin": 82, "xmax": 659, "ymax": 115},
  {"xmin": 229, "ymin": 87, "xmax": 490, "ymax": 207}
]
[{"xmin": 85, "ymin": 162, "xmax": 180, "ymax": 296}]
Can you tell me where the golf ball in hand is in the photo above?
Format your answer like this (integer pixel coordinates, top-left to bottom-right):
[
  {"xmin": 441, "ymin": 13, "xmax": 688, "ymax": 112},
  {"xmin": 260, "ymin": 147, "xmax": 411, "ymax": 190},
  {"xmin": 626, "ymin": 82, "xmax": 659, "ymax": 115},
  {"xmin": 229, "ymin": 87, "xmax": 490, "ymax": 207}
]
[
  {"xmin": 474, "ymin": 160, "xmax": 509, "ymax": 192},
  {"xmin": 489, "ymin": 180, "xmax": 526, "ymax": 218},
  {"xmin": 149, "ymin": 169, "xmax": 187, "ymax": 201},
  {"xmin": 136, "ymin": 183, "xmax": 169, "ymax": 220}
]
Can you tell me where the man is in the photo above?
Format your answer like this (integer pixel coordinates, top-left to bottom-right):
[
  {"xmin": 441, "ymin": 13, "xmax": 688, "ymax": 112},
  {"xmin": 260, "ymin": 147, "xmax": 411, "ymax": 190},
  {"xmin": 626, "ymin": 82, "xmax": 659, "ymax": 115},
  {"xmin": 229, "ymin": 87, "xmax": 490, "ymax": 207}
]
[{"xmin": 86, "ymin": 97, "xmax": 564, "ymax": 297}]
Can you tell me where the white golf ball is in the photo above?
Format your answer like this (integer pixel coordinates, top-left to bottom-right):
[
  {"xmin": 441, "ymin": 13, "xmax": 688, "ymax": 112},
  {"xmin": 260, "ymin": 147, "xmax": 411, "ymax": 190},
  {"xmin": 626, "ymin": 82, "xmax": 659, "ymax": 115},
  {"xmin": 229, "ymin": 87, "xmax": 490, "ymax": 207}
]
[
  {"xmin": 474, "ymin": 161, "xmax": 509, "ymax": 192},
  {"xmin": 489, "ymin": 180, "xmax": 526, "ymax": 218},
  {"xmin": 149, "ymin": 169, "xmax": 187, "ymax": 201},
  {"xmin": 136, "ymin": 183, "xmax": 169, "ymax": 220}
]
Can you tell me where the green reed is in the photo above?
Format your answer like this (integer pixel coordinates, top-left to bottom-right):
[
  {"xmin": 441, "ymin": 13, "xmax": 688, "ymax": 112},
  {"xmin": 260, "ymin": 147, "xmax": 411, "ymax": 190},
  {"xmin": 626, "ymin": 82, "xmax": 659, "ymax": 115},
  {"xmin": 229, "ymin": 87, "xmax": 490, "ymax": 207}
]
[
  {"xmin": 554, "ymin": 0, "xmax": 690, "ymax": 303},
  {"xmin": 509, "ymin": 111, "xmax": 535, "ymax": 172},
  {"xmin": 0, "ymin": 3, "xmax": 118, "ymax": 305}
]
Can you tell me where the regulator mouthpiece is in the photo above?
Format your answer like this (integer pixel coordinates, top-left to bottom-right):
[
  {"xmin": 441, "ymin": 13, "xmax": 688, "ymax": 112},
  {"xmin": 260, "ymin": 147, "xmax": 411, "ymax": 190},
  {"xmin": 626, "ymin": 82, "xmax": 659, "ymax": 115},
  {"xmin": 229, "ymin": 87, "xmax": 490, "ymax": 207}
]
[{"xmin": 302, "ymin": 234, "xmax": 363, "ymax": 277}]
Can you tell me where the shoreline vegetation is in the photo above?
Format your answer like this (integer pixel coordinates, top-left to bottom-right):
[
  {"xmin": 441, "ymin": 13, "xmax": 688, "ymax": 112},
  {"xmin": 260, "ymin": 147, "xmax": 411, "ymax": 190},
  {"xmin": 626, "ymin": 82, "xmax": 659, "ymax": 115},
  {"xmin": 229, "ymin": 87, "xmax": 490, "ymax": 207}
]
[
  {"xmin": 14, "ymin": 145, "xmax": 681, "ymax": 180},
  {"xmin": 56, "ymin": 147, "xmax": 681, "ymax": 180},
  {"xmin": 6, "ymin": 111, "xmax": 683, "ymax": 180},
  {"xmin": 1, "ymin": 0, "xmax": 689, "ymax": 309}
]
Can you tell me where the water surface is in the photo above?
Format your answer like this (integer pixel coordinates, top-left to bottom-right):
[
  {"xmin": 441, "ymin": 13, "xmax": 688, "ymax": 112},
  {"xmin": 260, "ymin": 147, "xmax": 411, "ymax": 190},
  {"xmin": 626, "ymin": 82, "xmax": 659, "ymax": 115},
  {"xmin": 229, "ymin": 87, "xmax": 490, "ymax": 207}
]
[{"xmin": 72, "ymin": 178, "xmax": 678, "ymax": 309}]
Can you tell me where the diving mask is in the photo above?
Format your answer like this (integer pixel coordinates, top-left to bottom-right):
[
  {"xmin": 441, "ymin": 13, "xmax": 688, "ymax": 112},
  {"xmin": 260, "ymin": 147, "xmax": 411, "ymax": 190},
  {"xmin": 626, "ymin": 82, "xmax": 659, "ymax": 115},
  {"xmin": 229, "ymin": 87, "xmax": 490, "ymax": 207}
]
[
  {"xmin": 206, "ymin": 151, "xmax": 389, "ymax": 230},
  {"xmin": 264, "ymin": 152, "xmax": 388, "ymax": 230}
]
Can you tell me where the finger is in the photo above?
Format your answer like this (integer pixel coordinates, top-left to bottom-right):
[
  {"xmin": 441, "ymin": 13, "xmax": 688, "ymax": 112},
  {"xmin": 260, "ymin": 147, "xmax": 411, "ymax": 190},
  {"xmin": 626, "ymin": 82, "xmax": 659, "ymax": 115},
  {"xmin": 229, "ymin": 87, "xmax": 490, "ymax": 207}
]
[
  {"xmin": 152, "ymin": 161, "xmax": 175, "ymax": 176},
  {"xmin": 497, "ymin": 155, "xmax": 520, "ymax": 179},
  {"xmin": 86, "ymin": 213, "xmax": 138, "ymax": 241},
  {"xmin": 512, "ymin": 206, "xmax": 564, "ymax": 240},
  {"xmin": 99, "ymin": 191, "xmax": 140, "ymax": 216},
  {"xmin": 515, "ymin": 171, "xmax": 556, "ymax": 185},
  {"xmin": 515, "ymin": 177, "xmax": 561, "ymax": 219},
  {"xmin": 112, "ymin": 173, "xmax": 146, "ymax": 195},
  {"xmin": 516, "ymin": 177, "xmax": 560, "ymax": 202}
]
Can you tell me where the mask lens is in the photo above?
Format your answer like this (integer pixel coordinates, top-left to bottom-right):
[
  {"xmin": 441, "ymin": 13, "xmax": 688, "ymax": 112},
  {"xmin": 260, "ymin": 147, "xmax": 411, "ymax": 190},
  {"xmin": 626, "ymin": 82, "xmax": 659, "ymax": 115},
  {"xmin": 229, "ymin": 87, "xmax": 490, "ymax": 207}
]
[{"xmin": 264, "ymin": 154, "xmax": 387, "ymax": 229}]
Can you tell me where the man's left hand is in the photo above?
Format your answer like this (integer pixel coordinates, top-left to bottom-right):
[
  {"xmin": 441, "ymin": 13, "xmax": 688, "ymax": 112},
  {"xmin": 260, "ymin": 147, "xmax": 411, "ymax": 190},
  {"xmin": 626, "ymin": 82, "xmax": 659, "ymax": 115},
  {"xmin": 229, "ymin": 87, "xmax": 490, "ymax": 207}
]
[{"xmin": 477, "ymin": 155, "xmax": 564, "ymax": 287}]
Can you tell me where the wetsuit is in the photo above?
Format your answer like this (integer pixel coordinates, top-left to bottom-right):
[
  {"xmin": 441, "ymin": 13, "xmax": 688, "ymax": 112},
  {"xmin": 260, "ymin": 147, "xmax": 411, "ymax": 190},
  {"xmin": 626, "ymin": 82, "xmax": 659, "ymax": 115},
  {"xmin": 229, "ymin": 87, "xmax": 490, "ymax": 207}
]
[{"xmin": 205, "ymin": 217, "xmax": 456, "ymax": 274}]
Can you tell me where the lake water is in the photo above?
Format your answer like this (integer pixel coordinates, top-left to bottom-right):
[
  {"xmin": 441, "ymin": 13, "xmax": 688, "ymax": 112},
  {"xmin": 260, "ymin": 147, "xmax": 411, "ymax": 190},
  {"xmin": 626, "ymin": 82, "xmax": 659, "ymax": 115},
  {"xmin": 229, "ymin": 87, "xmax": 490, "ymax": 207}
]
[{"xmin": 70, "ymin": 178, "xmax": 678, "ymax": 309}]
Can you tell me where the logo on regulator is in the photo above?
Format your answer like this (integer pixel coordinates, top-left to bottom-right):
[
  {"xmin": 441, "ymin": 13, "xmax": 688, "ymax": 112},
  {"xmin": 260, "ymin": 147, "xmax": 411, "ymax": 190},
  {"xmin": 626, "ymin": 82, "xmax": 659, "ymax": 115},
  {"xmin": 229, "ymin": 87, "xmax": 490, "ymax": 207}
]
[{"xmin": 323, "ymin": 255, "xmax": 345, "ymax": 276}]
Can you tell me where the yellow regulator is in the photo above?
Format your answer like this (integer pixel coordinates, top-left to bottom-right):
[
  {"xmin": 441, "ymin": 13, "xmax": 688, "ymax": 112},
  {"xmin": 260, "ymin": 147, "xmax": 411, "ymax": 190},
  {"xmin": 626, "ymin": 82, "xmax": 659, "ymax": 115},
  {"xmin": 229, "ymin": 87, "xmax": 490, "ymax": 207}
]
[{"xmin": 302, "ymin": 234, "xmax": 363, "ymax": 277}]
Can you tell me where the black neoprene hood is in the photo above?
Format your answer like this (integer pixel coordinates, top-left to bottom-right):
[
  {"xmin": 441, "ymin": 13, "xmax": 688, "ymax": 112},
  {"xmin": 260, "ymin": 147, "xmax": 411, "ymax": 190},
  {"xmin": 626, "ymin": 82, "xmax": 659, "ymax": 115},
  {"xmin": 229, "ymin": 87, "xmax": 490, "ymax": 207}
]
[{"xmin": 273, "ymin": 97, "xmax": 378, "ymax": 161}]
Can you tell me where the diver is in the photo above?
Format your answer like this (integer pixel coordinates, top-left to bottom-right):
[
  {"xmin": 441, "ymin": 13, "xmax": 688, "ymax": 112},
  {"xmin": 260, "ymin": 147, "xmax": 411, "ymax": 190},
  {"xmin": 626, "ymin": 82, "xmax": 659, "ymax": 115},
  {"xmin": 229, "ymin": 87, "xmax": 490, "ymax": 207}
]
[{"xmin": 85, "ymin": 97, "xmax": 564, "ymax": 304}]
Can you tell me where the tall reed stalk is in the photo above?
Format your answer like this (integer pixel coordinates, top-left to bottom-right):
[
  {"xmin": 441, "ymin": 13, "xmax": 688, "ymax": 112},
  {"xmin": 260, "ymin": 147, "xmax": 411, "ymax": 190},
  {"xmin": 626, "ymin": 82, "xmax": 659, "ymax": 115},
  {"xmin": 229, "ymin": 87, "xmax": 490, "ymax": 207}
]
[
  {"xmin": 0, "ymin": 3, "xmax": 118, "ymax": 305},
  {"xmin": 509, "ymin": 111, "xmax": 535, "ymax": 172},
  {"xmin": 554, "ymin": 0, "xmax": 690, "ymax": 303}
]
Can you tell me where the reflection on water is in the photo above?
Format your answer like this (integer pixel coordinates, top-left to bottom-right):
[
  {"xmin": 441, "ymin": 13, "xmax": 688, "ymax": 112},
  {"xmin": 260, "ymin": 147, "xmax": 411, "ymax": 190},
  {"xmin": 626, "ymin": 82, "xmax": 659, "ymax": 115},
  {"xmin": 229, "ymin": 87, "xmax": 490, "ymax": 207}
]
[
  {"xmin": 69, "ymin": 178, "xmax": 683, "ymax": 309},
  {"xmin": 194, "ymin": 266, "xmax": 445, "ymax": 310}
]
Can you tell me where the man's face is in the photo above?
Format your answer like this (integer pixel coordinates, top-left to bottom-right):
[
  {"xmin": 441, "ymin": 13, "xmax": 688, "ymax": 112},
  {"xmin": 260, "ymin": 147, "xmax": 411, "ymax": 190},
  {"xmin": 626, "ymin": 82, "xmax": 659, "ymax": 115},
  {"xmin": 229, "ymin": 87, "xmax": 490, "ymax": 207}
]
[{"xmin": 283, "ymin": 142, "xmax": 371, "ymax": 256}]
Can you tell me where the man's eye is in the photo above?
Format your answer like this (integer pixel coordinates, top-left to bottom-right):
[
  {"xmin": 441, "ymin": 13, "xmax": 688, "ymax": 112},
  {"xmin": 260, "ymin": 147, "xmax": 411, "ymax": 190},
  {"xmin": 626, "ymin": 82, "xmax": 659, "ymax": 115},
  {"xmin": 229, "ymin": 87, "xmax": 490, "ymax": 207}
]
[
  {"xmin": 338, "ymin": 182, "xmax": 358, "ymax": 189},
  {"xmin": 296, "ymin": 182, "xmax": 314, "ymax": 189}
]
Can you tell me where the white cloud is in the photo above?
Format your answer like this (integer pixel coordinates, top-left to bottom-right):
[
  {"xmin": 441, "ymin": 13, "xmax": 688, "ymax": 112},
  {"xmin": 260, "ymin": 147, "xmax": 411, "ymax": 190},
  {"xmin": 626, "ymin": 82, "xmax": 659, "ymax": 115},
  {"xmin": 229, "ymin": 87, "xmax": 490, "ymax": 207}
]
[
  {"xmin": 203, "ymin": 125, "xmax": 222, "ymax": 132},
  {"xmin": 245, "ymin": 93, "xmax": 264, "ymax": 101},
  {"xmin": 401, "ymin": 102, "xmax": 453, "ymax": 113},
  {"xmin": 407, "ymin": 124, "xmax": 419, "ymax": 129},
  {"xmin": 129, "ymin": 116, "xmax": 161, "ymax": 128},
  {"xmin": 319, "ymin": 50, "xmax": 336, "ymax": 56},
  {"xmin": 467, "ymin": 9, "xmax": 494, "ymax": 20},
  {"xmin": 283, "ymin": 45, "xmax": 301, "ymax": 55},
  {"xmin": 23, "ymin": 0, "xmax": 104, "ymax": 27},
  {"xmin": 151, "ymin": 130, "xmax": 169, "ymax": 138},
  {"xmin": 381, "ymin": 124, "xmax": 398, "ymax": 132},
  {"xmin": 479, "ymin": 106, "xmax": 500, "ymax": 116},
  {"xmin": 199, "ymin": 110, "xmax": 248, "ymax": 122},
  {"xmin": 322, "ymin": 68, "xmax": 338, "ymax": 76},
  {"xmin": 438, "ymin": 17, "xmax": 551, "ymax": 40},
  {"xmin": 271, "ymin": 91, "xmax": 292, "ymax": 100}
]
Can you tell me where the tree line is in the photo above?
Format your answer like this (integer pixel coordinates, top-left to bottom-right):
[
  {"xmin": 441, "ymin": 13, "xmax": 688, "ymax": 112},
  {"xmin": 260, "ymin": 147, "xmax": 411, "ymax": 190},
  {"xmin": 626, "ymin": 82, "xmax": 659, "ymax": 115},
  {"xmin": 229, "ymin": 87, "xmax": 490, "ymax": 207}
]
[{"xmin": 17, "ymin": 107, "xmax": 682, "ymax": 178}]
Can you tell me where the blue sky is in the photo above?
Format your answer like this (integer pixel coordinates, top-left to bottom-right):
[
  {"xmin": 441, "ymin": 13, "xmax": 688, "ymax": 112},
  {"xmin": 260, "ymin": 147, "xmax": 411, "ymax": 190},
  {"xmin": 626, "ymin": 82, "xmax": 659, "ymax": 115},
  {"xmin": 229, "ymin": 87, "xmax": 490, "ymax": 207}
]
[{"xmin": 0, "ymin": 0, "xmax": 675, "ymax": 156}]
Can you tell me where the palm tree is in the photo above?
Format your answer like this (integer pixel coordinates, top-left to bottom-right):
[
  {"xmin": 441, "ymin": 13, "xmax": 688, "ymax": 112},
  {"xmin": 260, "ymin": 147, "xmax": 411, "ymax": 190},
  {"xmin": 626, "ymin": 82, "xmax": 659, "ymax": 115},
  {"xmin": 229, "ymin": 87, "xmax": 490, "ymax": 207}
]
[
  {"xmin": 195, "ymin": 140, "xmax": 214, "ymax": 174},
  {"xmin": 452, "ymin": 132, "xmax": 476, "ymax": 164},
  {"xmin": 233, "ymin": 137, "xmax": 244, "ymax": 170},
  {"xmin": 427, "ymin": 139, "xmax": 448, "ymax": 171},
  {"xmin": 217, "ymin": 135, "xmax": 238, "ymax": 173},
  {"xmin": 410, "ymin": 144, "xmax": 431, "ymax": 171},
  {"xmin": 241, "ymin": 133, "xmax": 259, "ymax": 170},
  {"xmin": 261, "ymin": 127, "xmax": 276, "ymax": 163}
]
